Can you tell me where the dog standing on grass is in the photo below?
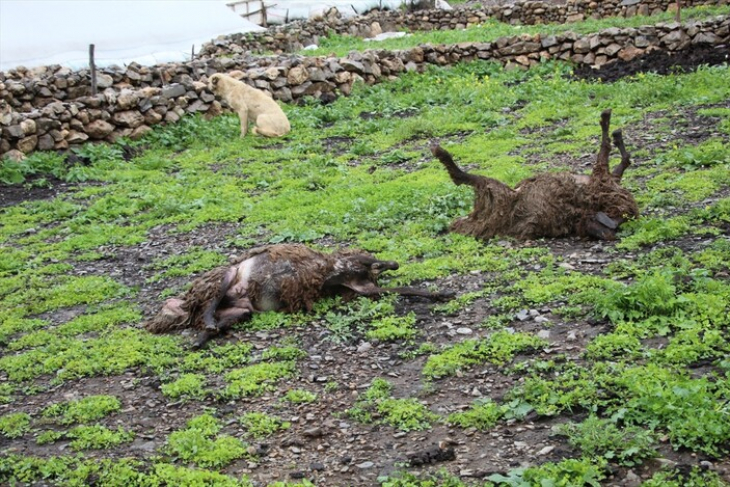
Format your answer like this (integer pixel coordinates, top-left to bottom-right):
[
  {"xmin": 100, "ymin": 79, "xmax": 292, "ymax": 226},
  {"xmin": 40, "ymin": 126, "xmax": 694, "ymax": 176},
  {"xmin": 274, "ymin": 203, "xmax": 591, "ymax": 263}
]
[{"xmin": 208, "ymin": 73, "xmax": 291, "ymax": 138}]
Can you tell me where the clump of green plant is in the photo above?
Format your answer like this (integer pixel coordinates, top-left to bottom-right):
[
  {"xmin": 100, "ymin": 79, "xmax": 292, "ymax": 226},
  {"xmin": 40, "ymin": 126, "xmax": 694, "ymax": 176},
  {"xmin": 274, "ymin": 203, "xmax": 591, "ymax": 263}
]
[
  {"xmin": 160, "ymin": 374, "xmax": 208, "ymax": 401},
  {"xmin": 447, "ymin": 398, "xmax": 533, "ymax": 431},
  {"xmin": 0, "ymin": 151, "xmax": 72, "ymax": 185},
  {"xmin": 642, "ymin": 466, "xmax": 729, "ymax": 487},
  {"xmin": 0, "ymin": 328, "xmax": 181, "ymax": 384},
  {"xmin": 613, "ymin": 364, "xmax": 730, "ymax": 457},
  {"xmin": 222, "ymin": 361, "xmax": 297, "ymax": 399},
  {"xmin": 349, "ymin": 378, "xmax": 438, "ymax": 432},
  {"xmin": 0, "ymin": 412, "xmax": 31, "ymax": 438},
  {"xmin": 380, "ymin": 470, "xmax": 469, "ymax": 486},
  {"xmin": 36, "ymin": 430, "xmax": 64, "ymax": 445},
  {"xmin": 447, "ymin": 399, "xmax": 505, "ymax": 431},
  {"xmin": 434, "ymin": 290, "xmax": 486, "ymax": 315},
  {"xmin": 488, "ymin": 458, "xmax": 606, "ymax": 486},
  {"xmin": 239, "ymin": 412, "xmax": 290, "ymax": 439},
  {"xmin": 42, "ymin": 395, "xmax": 121, "ymax": 425},
  {"xmin": 616, "ymin": 216, "xmax": 692, "ymax": 250},
  {"xmin": 423, "ymin": 331, "xmax": 546, "ymax": 379},
  {"xmin": 592, "ymin": 270, "xmax": 682, "ymax": 324},
  {"xmin": 0, "ymin": 383, "xmax": 15, "ymax": 404},
  {"xmin": 0, "ymin": 454, "xmax": 253, "ymax": 486},
  {"xmin": 556, "ymin": 415, "xmax": 657, "ymax": 466},
  {"xmin": 261, "ymin": 344, "xmax": 306, "ymax": 361},
  {"xmin": 506, "ymin": 362, "xmax": 612, "ymax": 416},
  {"xmin": 165, "ymin": 413, "xmax": 248, "ymax": 468},
  {"xmin": 284, "ymin": 389, "xmax": 318, "ymax": 404},
  {"xmin": 366, "ymin": 312, "xmax": 418, "ymax": 342},
  {"xmin": 324, "ymin": 296, "xmax": 396, "ymax": 343},
  {"xmin": 181, "ymin": 342, "xmax": 253, "ymax": 373},
  {"xmin": 584, "ymin": 333, "xmax": 643, "ymax": 360},
  {"xmin": 67, "ymin": 425, "xmax": 135, "ymax": 451}
]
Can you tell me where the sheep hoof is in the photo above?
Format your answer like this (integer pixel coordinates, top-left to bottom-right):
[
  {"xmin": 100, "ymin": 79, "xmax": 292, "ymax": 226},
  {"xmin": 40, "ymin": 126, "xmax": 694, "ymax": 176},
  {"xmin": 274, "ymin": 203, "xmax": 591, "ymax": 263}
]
[
  {"xmin": 595, "ymin": 212, "xmax": 618, "ymax": 230},
  {"xmin": 191, "ymin": 330, "xmax": 213, "ymax": 350}
]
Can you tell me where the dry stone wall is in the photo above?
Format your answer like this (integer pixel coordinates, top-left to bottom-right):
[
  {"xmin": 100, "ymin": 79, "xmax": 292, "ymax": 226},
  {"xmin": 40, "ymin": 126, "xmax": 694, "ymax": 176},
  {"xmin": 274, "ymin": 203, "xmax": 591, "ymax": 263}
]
[
  {"xmin": 1, "ymin": 12, "xmax": 729, "ymax": 157},
  {"xmin": 201, "ymin": 0, "xmax": 722, "ymax": 56}
]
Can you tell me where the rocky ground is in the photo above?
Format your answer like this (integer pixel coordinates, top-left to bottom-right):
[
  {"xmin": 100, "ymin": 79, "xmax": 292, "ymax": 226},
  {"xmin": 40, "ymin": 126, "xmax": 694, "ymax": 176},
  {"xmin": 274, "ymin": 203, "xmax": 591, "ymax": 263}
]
[{"xmin": 1, "ymin": 47, "xmax": 729, "ymax": 486}]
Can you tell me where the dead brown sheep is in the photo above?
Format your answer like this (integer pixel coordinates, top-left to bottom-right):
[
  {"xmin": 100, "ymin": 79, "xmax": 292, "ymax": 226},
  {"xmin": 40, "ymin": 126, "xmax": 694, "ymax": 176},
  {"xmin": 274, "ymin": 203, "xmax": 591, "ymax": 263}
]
[
  {"xmin": 145, "ymin": 243, "xmax": 451, "ymax": 347},
  {"xmin": 431, "ymin": 109, "xmax": 639, "ymax": 241}
]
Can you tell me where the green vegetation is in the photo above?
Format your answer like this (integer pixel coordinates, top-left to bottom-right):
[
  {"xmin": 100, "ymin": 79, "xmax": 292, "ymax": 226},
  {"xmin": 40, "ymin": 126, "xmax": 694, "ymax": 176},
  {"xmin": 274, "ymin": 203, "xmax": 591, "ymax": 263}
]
[
  {"xmin": 284, "ymin": 389, "xmax": 318, "ymax": 404},
  {"xmin": 349, "ymin": 378, "xmax": 439, "ymax": 431},
  {"xmin": 160, "ymin": 373, "xmax": 209, "ymax": 401},
  {"xmin": 42, "ymin": 395, "xmax": 121, "ymax": 425},
  {"xmin": 556, "ymin": 415, "xmax": 657, "ymax": 466},
  {"xmin": 0, "ymin": 412, "xmax": 31, "ymax": 438},
  {"xmin": 164, "ymin": 413, "xmax": 249, "ymax": 468},
  {"xmin": 1, "ymin": 7, "xmax": 730, "ymax": 484},
  {"xmin": 423, "ymin": 331, "xmax": 546, "ymax": 379},
  {"xmin": 222, "ymin": 361, "xmax": 297, "ymax": 399},
  {"xmin": 67, "ymin": 424, "xmax": 135, "ymax": 451},
  {"xmin": 239, "ymin": 412, "xmax": 291, "ymax": 438}
]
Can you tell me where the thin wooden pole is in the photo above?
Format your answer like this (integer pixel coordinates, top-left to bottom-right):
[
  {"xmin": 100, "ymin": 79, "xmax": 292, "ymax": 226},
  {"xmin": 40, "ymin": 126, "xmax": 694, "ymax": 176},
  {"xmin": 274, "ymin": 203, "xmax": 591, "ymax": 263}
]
[
  {"xmin": 89, "ymin": 44, "xmax": 97, "ymax": 95},
  {"xmin": 676, "ymin": 0, "xmax": 682, "ymax": 22}
]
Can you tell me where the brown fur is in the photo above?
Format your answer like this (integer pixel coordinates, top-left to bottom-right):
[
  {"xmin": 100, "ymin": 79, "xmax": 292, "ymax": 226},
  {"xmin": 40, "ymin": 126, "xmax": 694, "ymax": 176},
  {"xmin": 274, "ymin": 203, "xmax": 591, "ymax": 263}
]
[
  {"xmin": 144, "ymin": 244, "xmax": 450, "ymax": 346},
  {"xmin": 432, "ymin": 109, "xmax": 639, "ymax": 241}
]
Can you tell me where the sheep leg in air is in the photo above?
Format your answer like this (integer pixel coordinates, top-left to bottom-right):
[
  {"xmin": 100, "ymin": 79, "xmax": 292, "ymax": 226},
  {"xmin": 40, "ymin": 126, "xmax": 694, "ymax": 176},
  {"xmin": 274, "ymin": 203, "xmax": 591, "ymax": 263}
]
[
  {"xmin": 611, "ymin": 129, "xmax": 631, "ymax": 182},
  {"xmin": 591, "ymin": 109, "xmax": 613, "ymax": 180},
  {"xmin": 430, "ymin": 142, "xmax": 484, "ymax": 187}
]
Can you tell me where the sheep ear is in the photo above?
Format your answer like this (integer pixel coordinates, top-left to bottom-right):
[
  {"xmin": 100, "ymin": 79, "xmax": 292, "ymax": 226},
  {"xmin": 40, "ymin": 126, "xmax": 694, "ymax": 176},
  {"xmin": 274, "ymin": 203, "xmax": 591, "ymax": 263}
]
[
  {"xmin": 341, "ymin": 279, "xmax": 378, "ymax": 295},
  {"xmin": 369, "ymin": 260, "xmax": 399, "ymax": 272}
]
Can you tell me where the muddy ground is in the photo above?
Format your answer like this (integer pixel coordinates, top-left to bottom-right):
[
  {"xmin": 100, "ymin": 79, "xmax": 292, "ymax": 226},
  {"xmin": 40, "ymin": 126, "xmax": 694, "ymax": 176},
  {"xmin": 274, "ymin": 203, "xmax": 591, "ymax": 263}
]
[{"xmin": 1, "ymin": 48, "xmax": 729, "ymax": 486}]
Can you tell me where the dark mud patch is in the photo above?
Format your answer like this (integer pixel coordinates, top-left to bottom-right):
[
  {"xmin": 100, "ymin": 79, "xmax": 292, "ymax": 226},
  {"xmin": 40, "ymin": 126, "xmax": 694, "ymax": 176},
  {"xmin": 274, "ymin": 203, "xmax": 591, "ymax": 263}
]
[
  {"xmin": 0, "ymin": 177, "xmax": 70, "ymax": 207},
  {"xmin": 322, "ymin": 135, "xmax": 355, "ymax": 156},
  {"xmin": 573, "ymin": 45, "xmax": 730, "ymax": 83}
]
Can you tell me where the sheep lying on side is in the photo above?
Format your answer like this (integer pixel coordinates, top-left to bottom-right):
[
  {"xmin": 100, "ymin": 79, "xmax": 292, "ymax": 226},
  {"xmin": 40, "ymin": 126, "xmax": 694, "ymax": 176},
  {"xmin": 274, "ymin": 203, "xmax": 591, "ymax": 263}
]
[
  {"xmin": 431, "ymin": 109, "xmax": 639, "ymax": 241},
  {"xmin": 145, "ymin": 244, "xmax": 451, "ymax": 347}
]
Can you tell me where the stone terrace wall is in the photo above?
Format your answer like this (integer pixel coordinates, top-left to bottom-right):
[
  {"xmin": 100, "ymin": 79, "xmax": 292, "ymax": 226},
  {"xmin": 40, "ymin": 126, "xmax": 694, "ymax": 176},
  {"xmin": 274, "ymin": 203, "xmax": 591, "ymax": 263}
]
[
  {"xmin": 200, "ymin": 0, "xmax": 722, "ymax": 57},
  {"xmin": 1, "ymin": 0, "xmax": 723, "ymax": 101},
  {"xmin": 1, "ymin": 15, "xmax": 729, "ymax": 157}
]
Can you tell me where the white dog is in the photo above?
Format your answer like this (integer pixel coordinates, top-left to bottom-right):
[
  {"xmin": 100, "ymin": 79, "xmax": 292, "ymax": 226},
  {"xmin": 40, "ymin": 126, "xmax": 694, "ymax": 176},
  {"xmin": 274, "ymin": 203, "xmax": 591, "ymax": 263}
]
[{"xmin": 208, "ymin": 73, "xmax": 291, "ymax": 138}]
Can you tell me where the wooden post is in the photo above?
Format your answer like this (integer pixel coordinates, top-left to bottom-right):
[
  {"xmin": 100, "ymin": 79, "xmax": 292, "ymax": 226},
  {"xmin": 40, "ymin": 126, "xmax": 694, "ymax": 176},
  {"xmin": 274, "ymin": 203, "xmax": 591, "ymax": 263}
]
[
  {"xmin": 89, "ymin": 44, "xmax": 97, "ymax": 95},
  {"xmin": 191, "ymin": 44, "xmax": 195, "ymax": 61},
  {"xmin": 261, "ymin": 1, "xmax": 267, "ymax": 27},
  {"xmin": 676, "ymin": 0, "xmax": 682, "ymax": 22}
]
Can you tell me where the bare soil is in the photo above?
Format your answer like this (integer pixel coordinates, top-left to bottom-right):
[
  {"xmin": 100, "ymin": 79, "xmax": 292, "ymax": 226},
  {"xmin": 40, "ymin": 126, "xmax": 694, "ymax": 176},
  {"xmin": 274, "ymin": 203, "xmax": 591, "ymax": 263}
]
[{"xmin": 2, "ymin": 48, "xmax": 729, "ymax": 486}]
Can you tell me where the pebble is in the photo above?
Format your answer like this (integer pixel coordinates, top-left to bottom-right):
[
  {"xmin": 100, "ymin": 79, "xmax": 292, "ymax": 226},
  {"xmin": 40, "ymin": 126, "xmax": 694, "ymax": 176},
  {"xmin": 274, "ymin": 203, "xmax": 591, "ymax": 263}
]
[
  {"xmin": 534, "ymin": 316, "xmax": 550, "ymax": 324},
  {"xmin": 456, "ymin": 327, "xmax": 473, "ymax": 335},
  {"xmin": 303, "ymin": 427, "xmax": 323, "ymax": 438},
  {"xmin": 356, "ymin": 461, "xmax": 374, "ymax": 469},
  {"xmin": 624, "ymin": 470, "xmax": 641, "ymax": 487},
  {"xmin": 357, "ymin": 342, "xmax": 372, "ymax": 353},
  {"xmin": 566, "ymin": 331, "xmax": 578, "ymax": 341},
  {"xmin": 515, "ymin": 310, "xmax": 530, "ymax": 321},
  {"xmin": 537, "ymin": 330, "xmax": 551, "ymax": 339},
  {"xmin": 537, "ymin": 445, "xmax": 555, "ymax": 455}
]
